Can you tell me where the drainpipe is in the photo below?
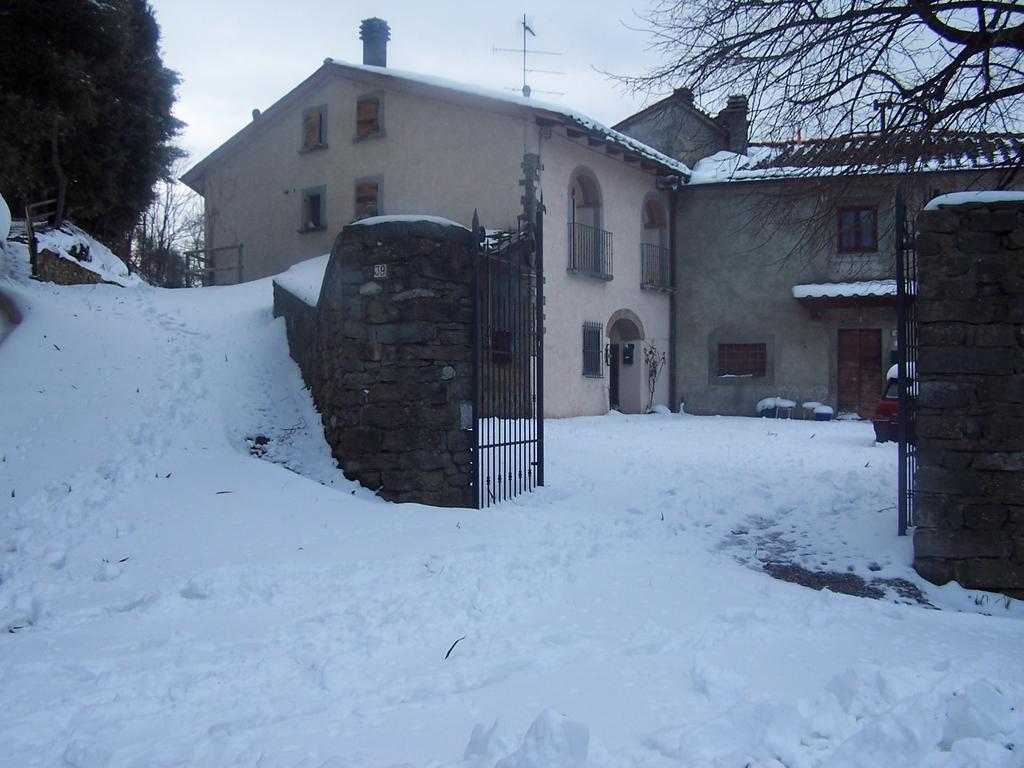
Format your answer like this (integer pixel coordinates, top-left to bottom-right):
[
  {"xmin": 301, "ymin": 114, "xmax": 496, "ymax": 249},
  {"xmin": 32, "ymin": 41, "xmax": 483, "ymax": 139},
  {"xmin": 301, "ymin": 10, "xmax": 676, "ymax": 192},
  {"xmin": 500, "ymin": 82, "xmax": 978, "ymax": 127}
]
[{"xmin": 669, "ymin": 186, "xmax": 678, "ymax": 412}]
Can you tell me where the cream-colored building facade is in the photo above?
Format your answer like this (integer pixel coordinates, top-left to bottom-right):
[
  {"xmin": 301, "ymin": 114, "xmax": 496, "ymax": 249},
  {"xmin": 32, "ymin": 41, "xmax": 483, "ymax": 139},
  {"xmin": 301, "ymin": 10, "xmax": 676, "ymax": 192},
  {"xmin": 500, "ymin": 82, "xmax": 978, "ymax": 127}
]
[{"xmin": 182, "ymin": 38, "xmax": 685, "ymax": 418}]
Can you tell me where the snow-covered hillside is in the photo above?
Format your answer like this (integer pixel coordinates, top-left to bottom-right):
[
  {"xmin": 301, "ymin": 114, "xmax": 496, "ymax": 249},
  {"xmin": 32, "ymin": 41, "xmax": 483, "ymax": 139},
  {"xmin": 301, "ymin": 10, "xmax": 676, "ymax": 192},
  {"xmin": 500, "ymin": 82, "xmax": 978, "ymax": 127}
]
[{"xmin": 1, "ymin": 259, "xmax": 1021, "ymax": 767}]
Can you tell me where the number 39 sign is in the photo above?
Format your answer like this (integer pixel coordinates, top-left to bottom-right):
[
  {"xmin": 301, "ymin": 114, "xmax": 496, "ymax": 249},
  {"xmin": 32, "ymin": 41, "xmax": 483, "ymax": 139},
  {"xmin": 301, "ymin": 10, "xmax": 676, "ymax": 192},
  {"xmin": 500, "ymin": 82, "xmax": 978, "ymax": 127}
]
[{"xmin": 374, "ymin": 264, "xmax": 388, "ymax": 279}]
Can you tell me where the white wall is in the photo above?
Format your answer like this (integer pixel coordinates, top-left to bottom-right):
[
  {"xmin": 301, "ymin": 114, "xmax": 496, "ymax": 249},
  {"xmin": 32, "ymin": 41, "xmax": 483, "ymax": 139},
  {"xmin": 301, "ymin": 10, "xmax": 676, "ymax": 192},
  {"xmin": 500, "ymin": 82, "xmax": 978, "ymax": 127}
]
[
  {"xmin": 536, "ymin": 132, "xmax": 672, "ymax": 417},
  {"xmin": 201, "ymin": 73, "xmax": 534, "ymax": 282},
  {"xmin": 196, "ymin": 70, "xmax": 673, "ymax": 418}
]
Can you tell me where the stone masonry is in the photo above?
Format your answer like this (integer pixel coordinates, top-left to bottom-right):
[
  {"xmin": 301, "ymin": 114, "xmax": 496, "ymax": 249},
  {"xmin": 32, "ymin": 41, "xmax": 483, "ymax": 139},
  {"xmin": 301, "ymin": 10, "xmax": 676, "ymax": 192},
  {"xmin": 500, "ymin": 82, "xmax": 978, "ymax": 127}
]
[
  {"xmin": 276, "ymin": 218, "xmax": 477, "ymax": 507},
  {"xmin": 913, "ymin": 198, "xmax": 1024, "ymax": 596},
  {"xmin": 35, "ymin": 248, "xmax": 114, "ymax": 286}
]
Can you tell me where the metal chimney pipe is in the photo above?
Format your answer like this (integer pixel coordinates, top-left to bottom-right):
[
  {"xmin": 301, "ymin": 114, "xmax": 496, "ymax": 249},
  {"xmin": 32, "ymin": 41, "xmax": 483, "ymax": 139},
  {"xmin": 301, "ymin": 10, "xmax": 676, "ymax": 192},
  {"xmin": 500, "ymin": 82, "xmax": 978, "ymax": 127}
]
[{"xmin": 360, "ymin": 18, "xmax": 390, "ymax": 67}]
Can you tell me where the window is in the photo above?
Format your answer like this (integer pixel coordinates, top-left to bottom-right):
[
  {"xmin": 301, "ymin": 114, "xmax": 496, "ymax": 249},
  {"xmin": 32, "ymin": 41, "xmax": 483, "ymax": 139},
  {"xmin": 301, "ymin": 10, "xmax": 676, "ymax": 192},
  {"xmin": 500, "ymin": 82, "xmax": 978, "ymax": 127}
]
[
  {"xmin": 356, "ymin": 95, "xmax": 381, "ymax": 138},
  {"xmin": 567, "ymin": 167, "xmax": 612, "ymax": 279},
  {"xmin": 582, "ymin": 322, "xmax": 603, "ymax": 377},
  {"xmin": 355, "ymin": 180, "xmax": 379, "ymax": 220},
  {"xmin": 301, "ymin": 106, "xmax": 327, "ymax": 151},
  {"xmin": 300, "ymin": 186, "xmax": 326, "ymax": 232},
  {"xmin": 717, "ymin": 343, "xmax": 766, "ymax": 378},
  {"xmin": 836, "ymin": 205, "xmax": 878, "ymax": 253}
]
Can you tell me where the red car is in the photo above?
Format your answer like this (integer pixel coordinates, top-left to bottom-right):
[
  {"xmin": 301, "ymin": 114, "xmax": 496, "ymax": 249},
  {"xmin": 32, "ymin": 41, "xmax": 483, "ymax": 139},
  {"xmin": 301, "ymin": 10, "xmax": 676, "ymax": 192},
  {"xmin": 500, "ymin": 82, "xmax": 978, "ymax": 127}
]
[{"xmin": 873, "ymin": 364, "xmax": 914, "ymax": 443}]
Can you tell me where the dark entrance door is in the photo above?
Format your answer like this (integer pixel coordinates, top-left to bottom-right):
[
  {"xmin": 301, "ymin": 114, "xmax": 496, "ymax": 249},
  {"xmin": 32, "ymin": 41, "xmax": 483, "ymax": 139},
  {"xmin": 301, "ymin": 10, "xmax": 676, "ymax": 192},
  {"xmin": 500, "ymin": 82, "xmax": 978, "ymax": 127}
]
[
  {"xmin": 609, "ymin": 343, "xmax": 620, "ymax": 409},
  {"xmin": 838, "ymin": 328, "xmax": 882, "ymax": 417}
]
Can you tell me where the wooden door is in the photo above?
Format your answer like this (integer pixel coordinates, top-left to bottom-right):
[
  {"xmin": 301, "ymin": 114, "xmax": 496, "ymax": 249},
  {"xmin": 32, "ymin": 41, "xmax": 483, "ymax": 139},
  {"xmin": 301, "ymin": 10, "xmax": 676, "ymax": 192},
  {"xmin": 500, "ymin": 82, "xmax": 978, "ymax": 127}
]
[{"xmin": 837, "ymin": 329, "xmax": 883, "ymax": 417}]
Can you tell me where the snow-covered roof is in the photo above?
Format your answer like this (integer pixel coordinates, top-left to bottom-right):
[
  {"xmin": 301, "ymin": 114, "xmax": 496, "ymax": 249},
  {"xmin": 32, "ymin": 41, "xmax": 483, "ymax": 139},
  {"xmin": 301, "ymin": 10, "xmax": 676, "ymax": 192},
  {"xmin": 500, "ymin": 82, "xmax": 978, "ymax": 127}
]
[
  {"xmin": 689, "ymin": 132, "xmax": 1023, "ymax": 184},
  {"xmin": 792, "ymin": 281, "xmax": 896, "ymax": 299},
  {"xmin": 323, "ymin": 60, "xmax": 691, "ymax": 177},
  {"xmin": 924, "ymin": 190, "xmax": 1024, "ymax": 210},
  {"xmin": 183, "ymin": 60, "xmax": 690, "ymax": 190}
]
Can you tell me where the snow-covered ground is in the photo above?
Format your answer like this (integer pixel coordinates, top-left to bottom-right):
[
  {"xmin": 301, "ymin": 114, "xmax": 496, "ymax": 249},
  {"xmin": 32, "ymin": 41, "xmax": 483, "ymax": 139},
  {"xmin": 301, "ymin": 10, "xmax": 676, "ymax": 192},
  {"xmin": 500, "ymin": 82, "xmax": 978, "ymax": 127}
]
[{"xmin": 1, "ymin": 251, "xmax": 1022, "ymax": 767}]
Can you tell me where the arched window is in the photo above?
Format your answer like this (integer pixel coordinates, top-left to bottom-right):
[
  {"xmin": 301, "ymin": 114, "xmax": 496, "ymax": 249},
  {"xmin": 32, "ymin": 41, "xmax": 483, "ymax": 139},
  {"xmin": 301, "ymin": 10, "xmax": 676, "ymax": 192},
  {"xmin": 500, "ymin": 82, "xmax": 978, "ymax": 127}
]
[
  {"xmin": 567, "ymin": 167, "xmax": 612, "ymax": 278},
  {"xmin": 641, "ymin": 197, "xmax": 670, "ymax": 290},
  {"xmin": 642, "ymin": 198, "xmax": 666, "ymax": 246}
]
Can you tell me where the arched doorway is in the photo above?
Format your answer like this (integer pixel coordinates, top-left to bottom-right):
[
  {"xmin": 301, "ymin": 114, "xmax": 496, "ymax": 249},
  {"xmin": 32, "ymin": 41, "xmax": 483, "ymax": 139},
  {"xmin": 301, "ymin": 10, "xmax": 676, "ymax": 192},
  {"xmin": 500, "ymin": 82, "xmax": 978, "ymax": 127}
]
[{"xmin": 606, "ymin": 309, "xmax": 645, "ymax": 413}]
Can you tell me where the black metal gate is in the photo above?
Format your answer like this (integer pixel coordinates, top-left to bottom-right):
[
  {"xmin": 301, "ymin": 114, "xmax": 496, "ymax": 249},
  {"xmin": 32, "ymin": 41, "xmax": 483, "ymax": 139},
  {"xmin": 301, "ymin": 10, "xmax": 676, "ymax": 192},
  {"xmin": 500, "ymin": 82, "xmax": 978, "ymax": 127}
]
[
  {"xmin": 895, "ymin": 192, "xmax": 918, "ymax": 535},
  {"xmin": 471, "ymin": 209, "xmax": 545, "ymax": 508}
]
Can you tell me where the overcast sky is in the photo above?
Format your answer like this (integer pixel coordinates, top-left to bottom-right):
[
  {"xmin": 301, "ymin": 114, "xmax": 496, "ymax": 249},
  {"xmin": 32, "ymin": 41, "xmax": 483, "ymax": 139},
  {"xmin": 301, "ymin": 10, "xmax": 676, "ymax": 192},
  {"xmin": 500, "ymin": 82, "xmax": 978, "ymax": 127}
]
[{"xmin": 148, "ymin": 0, "xmax": 681, "ymax": 164}]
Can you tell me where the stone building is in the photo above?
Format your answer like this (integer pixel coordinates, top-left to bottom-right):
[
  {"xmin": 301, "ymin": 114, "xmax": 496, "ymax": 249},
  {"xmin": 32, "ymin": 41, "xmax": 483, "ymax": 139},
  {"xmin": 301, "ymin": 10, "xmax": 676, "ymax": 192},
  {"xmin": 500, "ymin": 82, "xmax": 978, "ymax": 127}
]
[{"xmin": 616, "ymin": 96, "xmax": 1023, "ymax": 416}]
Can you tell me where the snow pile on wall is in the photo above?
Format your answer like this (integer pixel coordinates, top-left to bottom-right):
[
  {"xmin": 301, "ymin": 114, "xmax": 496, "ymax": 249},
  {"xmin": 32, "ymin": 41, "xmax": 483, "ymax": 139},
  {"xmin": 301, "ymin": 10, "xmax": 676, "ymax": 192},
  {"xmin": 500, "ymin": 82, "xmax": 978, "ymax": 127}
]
[
  {"xmin": 349, "ymin": 214, "xmax": 469, "ymax": 229},
  {"xmin": 4, "ymin": 221, "xmax": 141, "ymax": 286},
  {"xmin": 924, "ymin": 190, "xmax": 1024, "ymax": 210},
  {"xmin": 792, "ymin": 280, "xmax": 897, "ymax": 299},
  {"xmin": 271, "ymin": 253, "xmax": 329, "ymax": 308}
]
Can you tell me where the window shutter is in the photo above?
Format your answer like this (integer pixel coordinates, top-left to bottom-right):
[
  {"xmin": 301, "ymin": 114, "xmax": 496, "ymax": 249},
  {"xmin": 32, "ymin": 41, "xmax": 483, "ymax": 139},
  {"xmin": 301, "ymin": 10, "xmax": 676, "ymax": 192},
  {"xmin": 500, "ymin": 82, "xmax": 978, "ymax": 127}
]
[
  {"xmin": 303, "ymin": 110, "xmax": 322, "ymax": 149},
  {"xmin": 357, "ymin": 98, "xmax": 380, "ymax": 137},
  {"xmin": 355, "ymin": 182, "xmax": 379, "ymax": 219}
]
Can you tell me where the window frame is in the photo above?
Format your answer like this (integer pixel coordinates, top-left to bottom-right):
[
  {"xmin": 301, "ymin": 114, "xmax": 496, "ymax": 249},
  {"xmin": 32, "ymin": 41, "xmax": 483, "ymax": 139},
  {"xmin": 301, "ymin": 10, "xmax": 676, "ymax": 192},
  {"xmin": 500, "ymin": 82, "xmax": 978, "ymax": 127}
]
[
  {"xmin": 354, "ymin": 176, "xmax": 382, "ymax": 221},
  {"xmin": 354, "ymin": 92, "xmax": 385, "ymax": 141},
  {"xmin": 300, "ymin": 105, "xmax": 328, "ymax": 152},
  {"xmin": 836, "ymin": 204, "xmax": 879, "ymax": 253},
  {"xmin": 582, "ymin": 321, "xmax": 604, "ymax": 378},
  {"xmin": 299, "ymin": 185, "xmax": 327, "ymax": 233}
]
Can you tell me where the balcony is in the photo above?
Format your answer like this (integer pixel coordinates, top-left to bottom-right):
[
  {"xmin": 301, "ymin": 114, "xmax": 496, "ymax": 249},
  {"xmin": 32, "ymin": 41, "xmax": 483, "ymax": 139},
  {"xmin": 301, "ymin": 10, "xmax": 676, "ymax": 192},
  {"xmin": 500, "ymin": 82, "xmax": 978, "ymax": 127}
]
[
  {"xmin": 641, "ymin": 243, "xmax": 672, "ymax": 291},
  {"xmin": 568, "ymin": 222, "xmax": 613, "ymax": 280}
]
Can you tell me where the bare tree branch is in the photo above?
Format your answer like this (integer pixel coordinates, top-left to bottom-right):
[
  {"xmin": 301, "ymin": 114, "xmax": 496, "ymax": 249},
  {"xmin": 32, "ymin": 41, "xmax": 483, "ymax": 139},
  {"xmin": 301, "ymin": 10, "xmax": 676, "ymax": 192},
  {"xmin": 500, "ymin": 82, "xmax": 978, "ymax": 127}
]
[{"xmin": 619, "ymin": 0, "xmax": 1024, "ymax": 144}]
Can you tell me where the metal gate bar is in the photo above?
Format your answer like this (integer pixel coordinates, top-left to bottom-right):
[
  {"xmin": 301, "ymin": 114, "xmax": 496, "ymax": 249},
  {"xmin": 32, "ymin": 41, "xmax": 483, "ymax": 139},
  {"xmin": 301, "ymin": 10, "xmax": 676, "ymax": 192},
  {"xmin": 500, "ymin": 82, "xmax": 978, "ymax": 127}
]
[
  {"xmin": 471, "ymin": 209, "xmax": 544, "ymax": 508},
  {"xmin": 895, "ymin": 191, "xmax": 918, "ymax": 535}
]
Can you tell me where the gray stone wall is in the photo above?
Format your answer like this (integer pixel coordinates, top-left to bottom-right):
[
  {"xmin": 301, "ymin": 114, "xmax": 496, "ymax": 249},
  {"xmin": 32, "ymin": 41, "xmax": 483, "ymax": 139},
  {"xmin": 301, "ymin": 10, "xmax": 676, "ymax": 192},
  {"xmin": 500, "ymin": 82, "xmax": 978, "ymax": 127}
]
[
  {"xmin": 35, "ymin": 248, "xmax": 113, "ymax": 286},
  {"xmin": 272, "ymin": 281, "xmax": 318, "ymax": 388},
  {"xmin": 276, "ymin": 218, "xmax": 477, "ymax": 507},
  {"xmin": 913, "ymin": 198, "xmax": 1024, "ymax": 596}
]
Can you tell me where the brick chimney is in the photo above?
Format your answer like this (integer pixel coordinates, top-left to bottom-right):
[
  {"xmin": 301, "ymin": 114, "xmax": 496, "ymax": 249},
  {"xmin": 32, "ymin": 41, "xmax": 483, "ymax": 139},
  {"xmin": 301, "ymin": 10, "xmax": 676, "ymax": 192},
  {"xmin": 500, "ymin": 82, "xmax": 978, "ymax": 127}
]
[
  {"xmin": 360, "ymin": 18, "xmax": 390, "ymax": 67},
  {"xmin": 719, "ymin": 94, "xmax": 749, "ymax": 155},
  {"xmin": 673, "ymin": 87, "xmax": 695, "ymax": 107}
]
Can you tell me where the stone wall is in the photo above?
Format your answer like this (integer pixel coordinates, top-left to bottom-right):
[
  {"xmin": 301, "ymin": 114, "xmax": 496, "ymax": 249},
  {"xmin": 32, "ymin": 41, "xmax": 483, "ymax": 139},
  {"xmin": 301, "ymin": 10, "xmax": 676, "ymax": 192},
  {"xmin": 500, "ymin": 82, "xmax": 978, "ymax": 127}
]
[
  {"xmin": 913, "ymin": 198, "xmax": 1024, "ymax": 596},
  {"xmin": 35, "ymin": 248, "xmax": 113, "ymax": 286},
  {"xmin": 276, "ymin": 218, "xmax": 477, "ymax": 507},
  {"xmin": 272, "ymin": 281, "xmax": 318, "ymax": 388}
]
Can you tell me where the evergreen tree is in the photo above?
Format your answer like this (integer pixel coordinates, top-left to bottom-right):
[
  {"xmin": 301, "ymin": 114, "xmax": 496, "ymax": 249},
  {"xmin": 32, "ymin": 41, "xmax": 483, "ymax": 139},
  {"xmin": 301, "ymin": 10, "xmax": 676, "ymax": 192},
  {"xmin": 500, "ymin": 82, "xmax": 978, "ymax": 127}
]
[{"xmin": 0, "ymin": 0, "xmax": 181, "ymax": 245}]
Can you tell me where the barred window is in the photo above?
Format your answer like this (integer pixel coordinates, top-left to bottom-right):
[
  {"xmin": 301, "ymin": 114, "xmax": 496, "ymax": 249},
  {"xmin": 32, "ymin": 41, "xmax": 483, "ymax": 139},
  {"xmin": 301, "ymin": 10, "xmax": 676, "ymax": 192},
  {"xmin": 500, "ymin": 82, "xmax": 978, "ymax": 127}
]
[
  {"xmin": 718, "ymin": 343, "xmax": 766, "ymax": 378},
  {"xmin": 836, "ymin": 206, "xmax": 878, "ymax": 252},
  {"xmin": 582, "ymin": 321, "xmax": 603, "ymax": 378}
]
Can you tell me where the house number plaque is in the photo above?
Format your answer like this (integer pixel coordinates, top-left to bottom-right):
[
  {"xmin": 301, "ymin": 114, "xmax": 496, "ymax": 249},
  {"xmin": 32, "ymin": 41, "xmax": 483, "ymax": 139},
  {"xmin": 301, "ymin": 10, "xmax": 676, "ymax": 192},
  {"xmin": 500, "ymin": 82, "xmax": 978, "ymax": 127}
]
[{"xmin": 374, "ymin": 264, "xmax": 388, "ymax": 279}]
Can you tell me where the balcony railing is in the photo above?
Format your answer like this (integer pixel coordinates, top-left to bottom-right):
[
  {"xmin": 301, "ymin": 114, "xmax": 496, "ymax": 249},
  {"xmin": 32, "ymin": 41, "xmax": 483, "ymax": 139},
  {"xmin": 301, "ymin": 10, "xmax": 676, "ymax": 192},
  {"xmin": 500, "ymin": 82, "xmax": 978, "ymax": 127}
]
[
  {"xmin": 641, "ymin": 243, "xmax": 671, "ymax": 291},
  {"xmin": 568, "ymin": 222, "xmax": 613, "ymax": 280}
]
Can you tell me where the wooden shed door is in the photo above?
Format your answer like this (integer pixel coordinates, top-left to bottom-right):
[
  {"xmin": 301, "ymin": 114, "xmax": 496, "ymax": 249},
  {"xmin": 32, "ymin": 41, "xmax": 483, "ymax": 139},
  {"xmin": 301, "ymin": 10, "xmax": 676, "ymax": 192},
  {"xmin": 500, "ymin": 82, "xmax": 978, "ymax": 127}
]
[{"xmin": 837, "ymin": 329, "xmax": 882, "ymax": 417}]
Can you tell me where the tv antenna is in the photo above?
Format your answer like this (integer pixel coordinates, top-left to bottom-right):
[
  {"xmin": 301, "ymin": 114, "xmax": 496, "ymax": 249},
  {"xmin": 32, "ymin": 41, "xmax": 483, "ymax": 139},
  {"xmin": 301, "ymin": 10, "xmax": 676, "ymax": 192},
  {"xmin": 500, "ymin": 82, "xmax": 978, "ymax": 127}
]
[{"xmin": 493, "ymin": 14, "xmax": 565, "ymax": 98}]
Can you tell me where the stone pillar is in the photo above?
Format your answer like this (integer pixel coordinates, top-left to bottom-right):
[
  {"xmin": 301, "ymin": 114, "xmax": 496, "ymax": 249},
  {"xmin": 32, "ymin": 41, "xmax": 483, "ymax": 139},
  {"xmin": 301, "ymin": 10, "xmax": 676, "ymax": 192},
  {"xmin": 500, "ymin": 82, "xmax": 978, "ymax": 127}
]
[
  {"xmin": 314, "ymin": 218, "xmax": 476, "ymax": 507},
  {"xmin": 913, "ymin": 198, "xmax": 1024, "ymax": 595}
]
